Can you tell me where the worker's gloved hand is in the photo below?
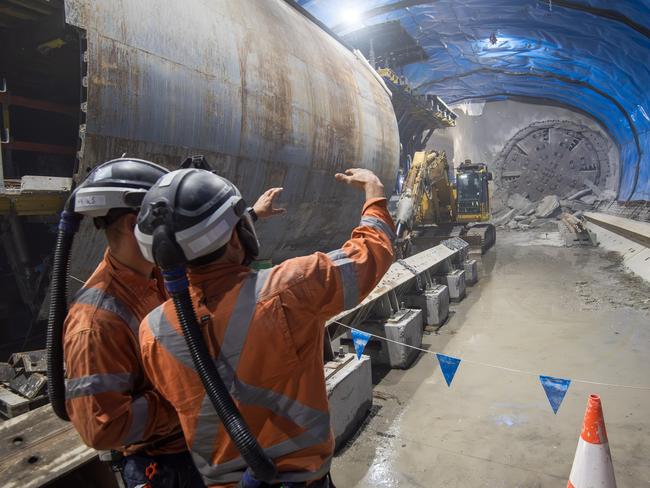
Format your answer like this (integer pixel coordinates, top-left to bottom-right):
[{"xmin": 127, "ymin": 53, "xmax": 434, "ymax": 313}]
[
  {"xmin": 253, "ymin": 187, "xmax": 286, "ymax": 219},
  {"xmin": 335, "ymin": 168, "xmax": 385, "ymax": 200}
]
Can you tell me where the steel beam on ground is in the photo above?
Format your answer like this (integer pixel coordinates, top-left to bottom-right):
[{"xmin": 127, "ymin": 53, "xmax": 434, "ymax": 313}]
[
  {"xmin": 326, "ymin": 241, "xmax": 461, "ymax": 338},
  {"xmin": 583, "ymin": 212, "xmax": 650, "ymax": 248}
]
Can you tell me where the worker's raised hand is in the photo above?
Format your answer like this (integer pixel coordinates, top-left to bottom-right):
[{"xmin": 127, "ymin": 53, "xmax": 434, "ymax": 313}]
[
  {"xmin": 253, "ymin": 187, "xmax": 286, "ymax": 219},
  {"xmin": 335, "ymin": 168, "xmax": 385, "ymax": 200}
]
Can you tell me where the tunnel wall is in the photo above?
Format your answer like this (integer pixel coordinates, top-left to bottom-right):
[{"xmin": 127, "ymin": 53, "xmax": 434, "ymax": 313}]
[{"xmin": 427, "ymin": 99, "xmax": 620, "ymax": 213}]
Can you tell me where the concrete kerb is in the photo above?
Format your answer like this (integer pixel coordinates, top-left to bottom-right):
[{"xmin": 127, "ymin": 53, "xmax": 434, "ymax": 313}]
[
  {"xmin": 325, "ymin": 354, "xmax": 373, "ymax": 450},
  {"xmin": 323, "ymin": 240, "xmax": 479, "ymax": 449},
  {"xmin": 325, "ymin": 241, "xmax": 470, "ymax": 407},
  {"xmin": 405, "ymin": 284, "xmax": 450, "ymax": 327},
  {"xmin": 464, "ymin": 259, "xmax": 479, "ymax": 286},
  {"xmin": 350, "ymin": 309, "xmax": 424, "ymax": 369},
  {"xmin": 444, "ymin": 269, "xmax": 466, "ymax": 302}
]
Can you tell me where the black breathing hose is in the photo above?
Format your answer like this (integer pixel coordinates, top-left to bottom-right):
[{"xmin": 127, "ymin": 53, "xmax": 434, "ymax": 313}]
[
  {"xmin": 163, "ymin": 266, "xmax": 277, "ymax": 483},
  {"xmin": 46, "ymin": 208, "xmax": 82, "ymax": 421}
]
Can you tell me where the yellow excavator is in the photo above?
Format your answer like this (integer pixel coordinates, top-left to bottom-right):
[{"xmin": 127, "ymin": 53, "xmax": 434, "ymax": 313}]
[{"xmin": 394, "ymin": 150, "xmax": 496, "ymax": 255}]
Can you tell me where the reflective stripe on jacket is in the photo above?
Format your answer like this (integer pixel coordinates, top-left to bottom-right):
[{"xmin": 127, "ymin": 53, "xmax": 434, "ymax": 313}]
[
  {"xmin": 140, "ymin": 197, "xmax": 395, "ymax": 487},
  {"xmin": 64, "ymin": 250, "xmax": 186, "ymax": 455}
]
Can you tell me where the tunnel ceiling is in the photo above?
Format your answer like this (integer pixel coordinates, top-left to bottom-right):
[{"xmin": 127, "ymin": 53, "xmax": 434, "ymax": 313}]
[{"xmin": 298, "ymin": 0, "xmax": 650, "ymax": 202}]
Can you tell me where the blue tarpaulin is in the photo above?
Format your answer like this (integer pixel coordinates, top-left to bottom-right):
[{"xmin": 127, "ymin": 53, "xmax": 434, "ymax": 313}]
[{"xmin": 299, "ymin": 0, "xmax": 650, "ymax": 201}]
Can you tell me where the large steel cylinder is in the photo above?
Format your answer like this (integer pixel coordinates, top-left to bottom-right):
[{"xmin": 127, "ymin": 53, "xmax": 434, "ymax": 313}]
[{"xmin": 64, "ymin": 0, "xmax": 399, "ymax": 277}]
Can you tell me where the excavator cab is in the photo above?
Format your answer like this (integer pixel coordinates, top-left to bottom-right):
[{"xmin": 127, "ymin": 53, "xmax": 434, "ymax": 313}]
[
  {"xmin": 455, "ymin": 160, "xmax": 492, "ymax": 223},
  {"xmin": 393, "ymin": 152, "xmax": 496, "ymax": 255}
]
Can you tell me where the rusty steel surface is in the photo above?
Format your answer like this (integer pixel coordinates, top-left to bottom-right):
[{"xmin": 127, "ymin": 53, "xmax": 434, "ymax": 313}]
[{"xmin": 63, "ymin": 0, "xmax": 399, "ymax": 280}]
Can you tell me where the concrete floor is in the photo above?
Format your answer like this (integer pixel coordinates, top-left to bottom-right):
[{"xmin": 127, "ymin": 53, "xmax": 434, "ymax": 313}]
[{"xmin": 333, "ymin": 231, "xmax": 650, "ymax": 487}]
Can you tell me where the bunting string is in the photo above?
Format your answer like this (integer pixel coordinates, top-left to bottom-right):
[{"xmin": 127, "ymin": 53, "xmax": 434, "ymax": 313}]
[{"xmin": 333, "ymin": 320, "xmax": 650, "ymax": 392}]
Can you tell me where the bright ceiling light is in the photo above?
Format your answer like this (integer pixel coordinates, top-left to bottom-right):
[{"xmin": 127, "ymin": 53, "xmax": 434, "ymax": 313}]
[{"xmin": 340, "ymin": 7, "xmax": 362, "ymax": 27}]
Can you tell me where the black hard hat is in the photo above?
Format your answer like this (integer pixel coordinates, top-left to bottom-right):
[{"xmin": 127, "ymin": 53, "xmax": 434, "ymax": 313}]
[
  {"xmin": 135, "ymin": 169, "xmax": 259, "ymax": 265},
  {"xmin": 74, "ymin": 158, "xmax": 169, "ymax": 217}
]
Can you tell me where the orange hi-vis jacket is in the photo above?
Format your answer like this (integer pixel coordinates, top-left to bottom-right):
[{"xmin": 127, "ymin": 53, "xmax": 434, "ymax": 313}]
[
  {"xmin": 64, "ymin": 250, "xmax": 186, "ymax": 455},
  {"xmin": 139, "ymin": 197, "xmax": 396, "ymax": 487}
]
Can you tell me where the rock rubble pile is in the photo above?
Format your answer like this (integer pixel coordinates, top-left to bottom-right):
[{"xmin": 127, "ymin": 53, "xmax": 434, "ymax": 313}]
[{"xmin": 492, "ymin": 188, "xmax": 605, "ymax": 231}]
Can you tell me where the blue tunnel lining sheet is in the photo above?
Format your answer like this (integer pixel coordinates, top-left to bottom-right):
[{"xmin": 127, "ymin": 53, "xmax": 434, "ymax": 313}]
[{"xmin": 299, "ymin": 0, "xmax": 650, "ymax": 201}]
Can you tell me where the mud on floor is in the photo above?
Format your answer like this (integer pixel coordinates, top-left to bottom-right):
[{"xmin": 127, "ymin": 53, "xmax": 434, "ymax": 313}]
[{"xmin": 574, "ymin": 249, "xmax": 650, "ymax": 313}]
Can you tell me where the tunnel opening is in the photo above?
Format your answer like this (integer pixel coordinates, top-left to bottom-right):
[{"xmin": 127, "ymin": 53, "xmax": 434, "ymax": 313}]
[
  {"xmin": 425, "ymin": 99, "xmax": 621, "ymax": 232},
  {"xmin": 0, "ymin": 1, "xmax": 82, "ymax": 359}
]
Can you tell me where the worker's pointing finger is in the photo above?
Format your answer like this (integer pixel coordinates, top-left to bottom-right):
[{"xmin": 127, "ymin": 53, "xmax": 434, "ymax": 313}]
[{"xmin": 335, "ymin": 173, "xmax": 350, "ymax": 183}]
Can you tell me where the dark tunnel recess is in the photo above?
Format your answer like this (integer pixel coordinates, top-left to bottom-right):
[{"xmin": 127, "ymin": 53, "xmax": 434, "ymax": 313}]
[{"xmin": 0, "ymin": 0, "xmax": 82, "ymax": 359}]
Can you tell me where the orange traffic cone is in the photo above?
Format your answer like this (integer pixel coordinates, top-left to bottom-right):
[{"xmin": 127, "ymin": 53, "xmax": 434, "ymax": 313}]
[{"xmin": 567, "ymin": 394, "xmax": 616, "ymax": 487}]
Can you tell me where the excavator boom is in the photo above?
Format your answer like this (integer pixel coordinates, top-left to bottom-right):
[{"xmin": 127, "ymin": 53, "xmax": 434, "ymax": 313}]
[{"xmin": 394, "ymin": 151, "xmax": 496, "ymax": 254}]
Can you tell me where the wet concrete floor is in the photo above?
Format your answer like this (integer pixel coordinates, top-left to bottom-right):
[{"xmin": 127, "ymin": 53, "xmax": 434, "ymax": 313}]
[{"xmin": 333, "ymin": 230, "xmax": 650, "ymax": 487}]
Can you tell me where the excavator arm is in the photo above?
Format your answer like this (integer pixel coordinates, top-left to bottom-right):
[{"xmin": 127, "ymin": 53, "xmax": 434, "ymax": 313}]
[
  {"xmin": 395, "ymin": 150, "xmax": 456, "ymax": 239},
  {"xmin": 393, "ymin": 150, "xmax": 496, "ymax": 256}
]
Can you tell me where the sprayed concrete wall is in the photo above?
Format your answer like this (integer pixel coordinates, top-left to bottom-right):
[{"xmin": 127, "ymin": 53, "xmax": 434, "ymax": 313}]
[{"xmin": 427, "ymin": 100, "xmax": 620, "ymax": 213}]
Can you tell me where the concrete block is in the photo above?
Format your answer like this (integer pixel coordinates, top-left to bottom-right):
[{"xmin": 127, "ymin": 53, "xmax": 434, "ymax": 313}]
[
  {"xmin": 405, "ymin": 285, "xmax": 449, "ymax": 326},
  {"xmin": 0, "ymin": 386, "xmax": 29, "ymax": 418},
  {"xmin": 18, "ymin": 373, "xmax": 47, "ymax": 399},
  {"xmin": 0, "ymin": 362, "xmax": 15, "ymax": 382},
  {"xmin": 535, "ymin": 195, "xmax": 561, "ymax": 218},
  {"xmin": 9, "ymin": 374, "xmax": 28, "ymax": 394},
  {"xmin": 446, "ymin": 269, "xmax": 466, "ymax": 302},
  {"xmin": 360, "ymin": 309, "xmax": 423, "ymax": 369},
  {"xmin": 15, "ymin": 349, "xmax": 47, "ymax": 373},
  {"xmin": 464, "ymin": 259, "xmax": 479, "ymax": 286},
  {"xmin": 326, "ymin": 354, "xmax": 372, "ymax": 450},
  {"xmin": 384, "ymin": 309, "xmax": 423, "ymax": 368},
  {"xmin": 21, "ymin": 175, "xmax": 72, "ymax": 192}
]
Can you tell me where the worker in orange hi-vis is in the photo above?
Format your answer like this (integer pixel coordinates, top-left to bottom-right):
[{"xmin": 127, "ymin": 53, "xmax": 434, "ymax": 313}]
[
  {"xmin": 135, "ymin": 167, "xmax": 395, "ymax": 488},
  {"xmin": 56, "ymin": 158, "xmax": 285, "ymax": 488}
]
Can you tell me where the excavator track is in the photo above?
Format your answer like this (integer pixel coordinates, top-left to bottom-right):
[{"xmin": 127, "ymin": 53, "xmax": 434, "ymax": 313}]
[
  {"xmin": 462, "ymin": 223, "xmax": 496, "ymax": 254},
  {"xmin": 405, "ymin": 223, "xmax": 495, "ymax": 256}
]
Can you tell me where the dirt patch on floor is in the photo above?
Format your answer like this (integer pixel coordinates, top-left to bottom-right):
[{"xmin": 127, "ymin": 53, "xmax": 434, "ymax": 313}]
[{"xmin": 574, "ymin": 249, "xmax": 650, "ymax": 313}]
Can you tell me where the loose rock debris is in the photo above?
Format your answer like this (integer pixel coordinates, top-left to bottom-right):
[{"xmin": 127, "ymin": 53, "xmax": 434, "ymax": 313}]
[
  {"xmin": 0, "ymin": 349, "xmax": 49, "ymax": 418},
  {"xmin": 492, "ymin": 188, "xmax": 604, "ymax": 244}
]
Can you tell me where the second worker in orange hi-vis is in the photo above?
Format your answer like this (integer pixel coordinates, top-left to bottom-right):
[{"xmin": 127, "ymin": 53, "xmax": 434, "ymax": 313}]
[
  {"xmin": 60, "ymin": 158, "xmax": 285, "ymax": 488},
  {"xmin": 135, "ymin": 167, "xmax": 395, "ymax": 488},
  {"xmin": 59, "ymin": 158, "xmax": 205, "ymax": 488}
]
